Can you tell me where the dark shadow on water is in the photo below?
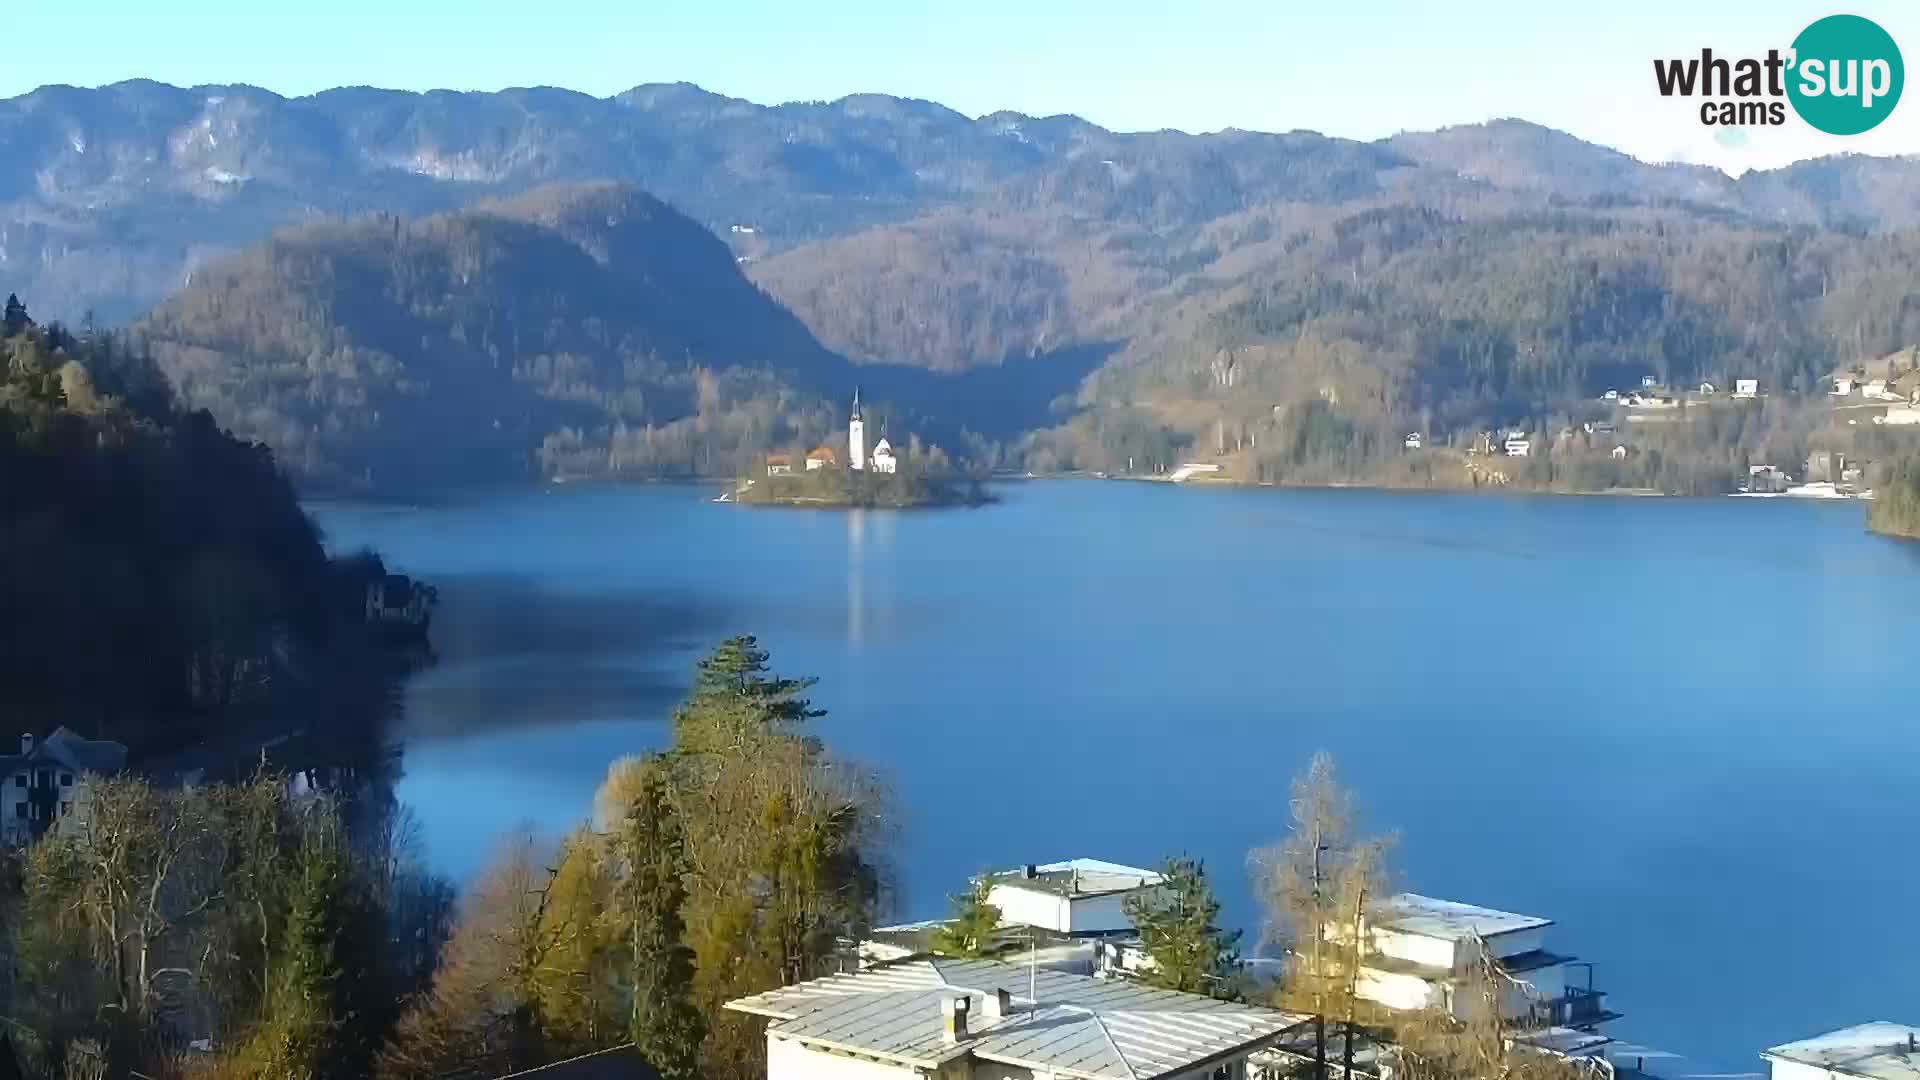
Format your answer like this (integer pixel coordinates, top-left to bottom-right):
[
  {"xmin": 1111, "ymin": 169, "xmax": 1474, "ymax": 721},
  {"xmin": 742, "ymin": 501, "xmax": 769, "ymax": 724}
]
[{"xmin": 398, "ymin": 573, "xmax": 740, "ymax": 741}]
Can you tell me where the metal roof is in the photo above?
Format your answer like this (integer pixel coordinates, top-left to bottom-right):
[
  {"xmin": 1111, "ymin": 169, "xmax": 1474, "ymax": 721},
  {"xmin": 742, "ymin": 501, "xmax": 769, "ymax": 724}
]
[
  {"xmin": 1763, "ymin": 1023, "xmax": 1920, "ymax": 1080},
  {"xmin": 1370, "ymin": 893, "xmax": 1550, "ymax": 941},
  {"xmin": 985, "ymin": 859, "xmax": 1166, "ymax": 900},
  {"xmin": 727, "ymin": 957, "xmax": 1309, "ymax": 1080}
]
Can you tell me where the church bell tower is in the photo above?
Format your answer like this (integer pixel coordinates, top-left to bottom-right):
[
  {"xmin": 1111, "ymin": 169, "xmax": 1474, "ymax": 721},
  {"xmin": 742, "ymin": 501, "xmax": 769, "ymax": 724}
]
[{"xmin": 849, "ymin": 388, "xmax": 866, "ymax": 471}]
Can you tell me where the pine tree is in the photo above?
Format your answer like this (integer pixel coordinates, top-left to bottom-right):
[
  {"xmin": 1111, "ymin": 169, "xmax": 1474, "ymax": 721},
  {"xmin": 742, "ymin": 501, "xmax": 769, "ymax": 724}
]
[
  {"xmin": 1124, "ymin": 857, "xmax": 1242, "ymax": 998},
  {"xmin": 3, "ymin": 293, "xmax": 29, "ymax": 336},
  {"xmin": 613, "ymin": 758, "xmax": 703, "ymax": 1080},
  {"xmin": 930, "ymin": 877, "xmax": 1001, "ymax": 958}
]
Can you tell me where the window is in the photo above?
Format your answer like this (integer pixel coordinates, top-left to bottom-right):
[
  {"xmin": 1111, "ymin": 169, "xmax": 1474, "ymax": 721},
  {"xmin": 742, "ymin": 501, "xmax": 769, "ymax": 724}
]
[
  {"xmin": 12, "ymin": 775, "xmax": 22, "ymax": 788},
  {"xmin": 12, "ymin": 802, "xmax": 24, "ymax": 819},
  {"xmin": 60, "ymin": 773, "xmax": 73, "ymax": 787}
]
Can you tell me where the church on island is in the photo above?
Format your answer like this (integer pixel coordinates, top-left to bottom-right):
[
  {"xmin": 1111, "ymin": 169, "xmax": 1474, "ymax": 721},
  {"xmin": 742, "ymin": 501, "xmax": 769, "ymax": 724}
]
[{"xmin": 770, "ymin": 390, "xmax": 897, "ymax": 476}]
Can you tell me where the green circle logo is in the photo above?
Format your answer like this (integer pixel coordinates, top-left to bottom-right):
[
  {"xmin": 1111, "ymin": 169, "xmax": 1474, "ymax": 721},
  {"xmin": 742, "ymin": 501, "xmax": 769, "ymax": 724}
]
[{"xmin": 1788, "ymin": 14, "xmax": 1904, "ymax": 135}]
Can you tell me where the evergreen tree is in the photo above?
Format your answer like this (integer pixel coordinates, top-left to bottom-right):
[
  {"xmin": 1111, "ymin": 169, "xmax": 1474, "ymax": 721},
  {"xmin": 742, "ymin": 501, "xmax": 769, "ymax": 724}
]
[
  {"xmin": 672, "ymin": 634, "xmax": 823, "ymax": 753},
  {"xmin": 1124, "ymin": 856, "xmax": 1242, "ymax": 998},
  {"xmin": 3, "ymin": 293, "xmax": 29, "ymax": 336},
  {"xmin": 613, "ymin": 758, "xmax": 703, "ymax": 1080},
  {"xmin": 930, "ymin": 877, "xmax": 1001, "ymax": 958}
]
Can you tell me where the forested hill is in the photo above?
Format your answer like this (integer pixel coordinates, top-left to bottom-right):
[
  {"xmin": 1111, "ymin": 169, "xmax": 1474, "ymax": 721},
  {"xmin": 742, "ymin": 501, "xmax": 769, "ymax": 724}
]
[
  {"xmin": 0, "ymin": 296, "xmax": 396, "ymax": 757},
  {"xmin": 137, "ymin": 183, "xmax": 847, "ymax": 490}
]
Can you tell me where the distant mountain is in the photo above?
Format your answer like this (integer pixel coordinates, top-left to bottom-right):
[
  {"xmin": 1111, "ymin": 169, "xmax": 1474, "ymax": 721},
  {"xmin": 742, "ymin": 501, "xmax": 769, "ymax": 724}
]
[
  {"xmin": 136, "ymin": 183, "xmax": 846, "ymax": 489},
  {"xmin": 7, "ymin": 79, "xmax": 1920, "ymax": 333}
]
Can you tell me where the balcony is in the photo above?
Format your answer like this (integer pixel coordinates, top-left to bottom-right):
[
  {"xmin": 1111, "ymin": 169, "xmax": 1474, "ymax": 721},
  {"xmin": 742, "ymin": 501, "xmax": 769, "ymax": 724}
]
[{"xmin": 1529, "ymin": 987, "xmax": 1620, "ymax": 1031}]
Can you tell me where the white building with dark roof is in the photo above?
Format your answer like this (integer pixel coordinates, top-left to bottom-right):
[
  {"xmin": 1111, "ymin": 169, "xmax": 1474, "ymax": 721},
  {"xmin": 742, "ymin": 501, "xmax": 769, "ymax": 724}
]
[
  {"xmin": 1, "ymin": 728, "xmax": 128, "ymax": 846},
  {"xmin": 728, "ymin": 956, "xmax": 1309, "ymax": 1080},
  {"xmin": 1763, "ymin": 1023, "xmax": 1920, "ymax": 1080},
  {"xmin": 1345, "ymin": 894, "xmax": 1615, "ymax": 1033}
]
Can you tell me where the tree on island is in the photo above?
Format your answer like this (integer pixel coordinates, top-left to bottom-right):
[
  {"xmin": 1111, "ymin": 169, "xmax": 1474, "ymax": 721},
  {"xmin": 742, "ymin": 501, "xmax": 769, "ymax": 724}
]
[{"xmin": 1123, "ymin": 856, "xmax": 1243, "ymax": 998}]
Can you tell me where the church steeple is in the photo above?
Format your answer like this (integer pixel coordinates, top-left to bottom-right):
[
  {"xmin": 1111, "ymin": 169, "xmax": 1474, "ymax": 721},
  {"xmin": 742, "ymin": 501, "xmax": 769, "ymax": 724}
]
[{"xmin": 848, "ymin": 387, "xmax": 867, "ymax": 471}]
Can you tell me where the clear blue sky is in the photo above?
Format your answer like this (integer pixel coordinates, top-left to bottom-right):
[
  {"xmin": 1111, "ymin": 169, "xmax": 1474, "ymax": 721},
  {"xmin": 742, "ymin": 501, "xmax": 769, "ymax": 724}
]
[{"xmin": 14, "ymin": 0, "xmax": 1920, "ymax": 171}]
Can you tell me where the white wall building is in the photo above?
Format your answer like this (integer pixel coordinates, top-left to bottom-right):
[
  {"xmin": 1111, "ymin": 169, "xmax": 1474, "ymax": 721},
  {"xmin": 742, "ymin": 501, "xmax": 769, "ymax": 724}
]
[
  {"xmin": 1341, "ymin": 894, "xmax": 1614, "ymax": 1033},
  {"xmin": 1763, "ymin": 1023, "xmax": 1920, "ymax": 1080},
  {"xmin": 1735, "ymin": 378, "xmax": 1760, "ymax": 398},
  {"xmin": 1, "ymin": 728, "xmax": 128, "ymax": 846},
  {"xmin": 872, "ymin": 438, "xmax": 898, "ymax": 474},
  {"xmin": 730, "ymin": 957, "xmax": 1309, "ymax": 1080},
  {"xmin": 1505, "ymin": 436, "xmax": 1532, "ymax": 458},
  {"xmin": 982, "ymin": 859, "xmax": 1165, "ymax": 937}
]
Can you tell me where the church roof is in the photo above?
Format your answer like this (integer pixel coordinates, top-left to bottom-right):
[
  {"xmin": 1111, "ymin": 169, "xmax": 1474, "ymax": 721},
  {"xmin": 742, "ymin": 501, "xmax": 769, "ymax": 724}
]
[
  {"xmin": 807, "ymin": 446, "xmax": 836, "ymax": 461},
  {"xmin": 874, "ymin": 438, "xmax": 894, "ymax": 455}
]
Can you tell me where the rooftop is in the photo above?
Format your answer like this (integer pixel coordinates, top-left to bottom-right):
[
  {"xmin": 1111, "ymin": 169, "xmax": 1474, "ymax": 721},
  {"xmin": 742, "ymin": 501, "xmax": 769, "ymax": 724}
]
[
  {"xmin": 1369, "ymin": 893, "xmax": 1551, "ymax": 941},
  {"xmin": 1764, "ymin": 1023, "xmax": 1920, "ymax": 1080},
  {"xmin": 727, "ymin": 956, "xmax": 1307, "ymax": 1080},
  {"xmin": 984, "ymin": 858, "xmax": 1165, "ymax": 899},
  {"xmin": 0, "ymin": 727, "xmax": 128, "ymax": 777}
]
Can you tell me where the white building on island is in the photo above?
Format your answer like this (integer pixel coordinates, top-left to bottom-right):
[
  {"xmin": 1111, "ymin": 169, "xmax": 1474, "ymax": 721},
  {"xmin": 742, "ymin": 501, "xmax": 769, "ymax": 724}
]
[
  {"xmin": 1763, "ymin": 1023, "xmax": 1920, "ymax": 1080},
  {"xmin": 872, "ymin": 437, "xmax": 897, "ymax": 474},
  {"xmin": 849, "ymin": 388, "xmax": 867, "ymax": 472}
]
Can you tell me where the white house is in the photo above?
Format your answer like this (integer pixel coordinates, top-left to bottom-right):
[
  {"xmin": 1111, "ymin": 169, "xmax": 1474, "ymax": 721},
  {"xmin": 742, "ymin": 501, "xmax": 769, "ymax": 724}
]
[
  {"xmin": 807, "ymin": 447, "xmax": 835, "ymax": 471},
  {"xmin": 1602, "ymin": 389, "xmax": 1619, "ymax": 401},
  {"xmin": 2, "ymin": 728, "xmax": 128, "ymax": 846},
  {"xmin": 1611, "ymin": 445, "xmax": 1630, "ymax": 460},
  {"xmin": 729, "ymin": 956, "xmax": 1310, "ymax": 1080},
  {"xmin": 1763, "ymin": 1023, "xmax": 1920, "ymax": 1080},
  {"xmin": 1504, "ymin": 436, "xmax": 1532, "ymax": 458},
  {"xmin": 768, "ymin": 454, "xmax": 794, "ymax": 476},
  {"xmin": 1641, "ymin": 375, "xmax": 1657, "ymax": 389},
  {"xmin": 1833, "ymin": 377, "xmax": 1855, "ymax": 396},
  {"xmin": 1338, "ymin": 894, "xmax": 1615, "ymax": 1033},
  {"xmin": 1404, "ymin": 432, "xmax": 1423, "ymax": 450},
  {"xmin": 872, "ymin": 438, "xmax": 898, "ymax": 474},
  {"xmin": 1699, "ymin": 382, "xmax": 1716, "ymax": 395},
  {"xmin": 1735, "ymin": 378, "xmax": 1760, "ymax": 398},
  {"xmin": 983, "ymin": 859, "xmax": 1164, "ymax": 937}
]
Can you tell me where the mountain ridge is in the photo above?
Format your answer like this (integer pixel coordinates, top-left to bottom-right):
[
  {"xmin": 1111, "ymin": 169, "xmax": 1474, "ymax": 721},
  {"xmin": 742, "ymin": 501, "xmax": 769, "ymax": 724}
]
[{"xmin": 7, "ymin": 78, "xmax": 1920, "ymax": 328}]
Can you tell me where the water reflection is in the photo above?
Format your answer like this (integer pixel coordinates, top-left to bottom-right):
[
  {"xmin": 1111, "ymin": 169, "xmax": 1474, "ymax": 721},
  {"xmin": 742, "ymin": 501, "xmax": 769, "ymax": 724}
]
[{"xmin": 849, "ymin": 509, "xmax": 865, "ymax": 649}]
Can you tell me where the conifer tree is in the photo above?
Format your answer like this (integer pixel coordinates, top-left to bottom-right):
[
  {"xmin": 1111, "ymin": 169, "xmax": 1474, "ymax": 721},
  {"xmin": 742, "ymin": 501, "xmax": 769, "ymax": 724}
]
[
  {"xmin": 930, "ymin": 877, "xmax": 1001, "ymax": 958},
  {"xmin": 1124, "ymin": 857, "xmax": 1242, "ymax": 997},
  {"xmin": 613, "ymin": 758, "xmax": 703, "ymax": 1080}
]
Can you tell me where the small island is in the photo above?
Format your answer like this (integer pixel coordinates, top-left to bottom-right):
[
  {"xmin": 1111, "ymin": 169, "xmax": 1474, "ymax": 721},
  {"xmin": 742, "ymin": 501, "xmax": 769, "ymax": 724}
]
[{"xmin": 730, "ymin": 390, "xmax": 991, "ymax": 508}]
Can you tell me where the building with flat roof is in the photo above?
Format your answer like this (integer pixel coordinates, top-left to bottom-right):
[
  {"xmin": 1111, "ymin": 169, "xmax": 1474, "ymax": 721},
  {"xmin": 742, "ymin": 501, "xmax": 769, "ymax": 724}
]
[
  {"xmin": 982, "ymin": 859, "xmax": 1165, "ymax": 937},
  {"xmin": 1763, "ymin": 1023, "xmax": 1920, "ymax": 1080},
  {"xmin": 1342, "ymin": 894, "xmax": 1615, "ymax": 1034},
  {"xmin": 728, "ymin": 956, "xmax": 1309, "ymax": 1080}
]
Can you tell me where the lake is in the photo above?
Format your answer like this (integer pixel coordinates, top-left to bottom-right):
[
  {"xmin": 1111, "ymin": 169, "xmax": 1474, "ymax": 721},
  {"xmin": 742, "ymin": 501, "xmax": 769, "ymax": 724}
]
[{"xmin": 311, "ymin": 482, "xmax": 1920, "ymax": 1073}]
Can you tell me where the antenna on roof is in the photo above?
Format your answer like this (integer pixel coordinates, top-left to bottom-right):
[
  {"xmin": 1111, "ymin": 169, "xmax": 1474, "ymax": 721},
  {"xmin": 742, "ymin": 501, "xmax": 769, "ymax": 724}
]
[{"xmin": 1028, "ymin": 926, "xmax": 1037, "ymax": 1012}]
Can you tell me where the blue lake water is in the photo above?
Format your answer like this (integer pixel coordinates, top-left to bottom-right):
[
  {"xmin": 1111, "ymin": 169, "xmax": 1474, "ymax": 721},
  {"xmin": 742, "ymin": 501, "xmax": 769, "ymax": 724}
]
[{"xmin": 311, "ymin": 482, "xmax": 1920, "ymax": 1073}]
